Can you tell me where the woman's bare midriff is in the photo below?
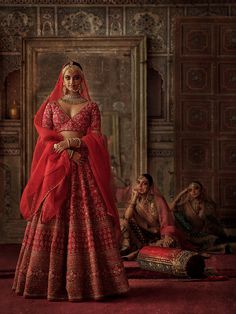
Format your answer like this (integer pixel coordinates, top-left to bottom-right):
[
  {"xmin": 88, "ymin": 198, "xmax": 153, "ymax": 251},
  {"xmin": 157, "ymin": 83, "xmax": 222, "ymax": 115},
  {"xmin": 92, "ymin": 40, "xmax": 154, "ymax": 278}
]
[{"xmin": 60, "ymin": 130, "xmax": 84, "ymax": 139}]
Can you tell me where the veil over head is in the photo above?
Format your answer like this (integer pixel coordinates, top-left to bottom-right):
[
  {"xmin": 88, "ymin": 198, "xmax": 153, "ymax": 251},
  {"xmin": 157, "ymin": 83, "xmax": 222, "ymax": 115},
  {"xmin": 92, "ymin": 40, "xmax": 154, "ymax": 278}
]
[
  {"xmin": 34, "ymin": 62, "xmax": 91, "ymax": 132},
  {"xmin": 122, "ymin": 174, "xmax": 177, "ymax": 238}
]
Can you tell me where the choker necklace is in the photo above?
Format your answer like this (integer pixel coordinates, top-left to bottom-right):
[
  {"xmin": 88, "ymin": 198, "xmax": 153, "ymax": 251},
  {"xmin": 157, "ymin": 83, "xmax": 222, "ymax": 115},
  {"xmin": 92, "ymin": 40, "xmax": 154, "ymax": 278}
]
[{"xmin": 60, "ymin": 94, "xmax": 87, "ymax": 105}]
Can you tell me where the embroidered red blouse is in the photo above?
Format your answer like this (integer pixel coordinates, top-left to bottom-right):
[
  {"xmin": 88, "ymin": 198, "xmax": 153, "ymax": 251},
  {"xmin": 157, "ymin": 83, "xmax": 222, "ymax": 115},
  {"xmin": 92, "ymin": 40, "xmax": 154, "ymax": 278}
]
[{"xmin": 42, "ymin": 101, "xmax": 101, "ymax": 133}]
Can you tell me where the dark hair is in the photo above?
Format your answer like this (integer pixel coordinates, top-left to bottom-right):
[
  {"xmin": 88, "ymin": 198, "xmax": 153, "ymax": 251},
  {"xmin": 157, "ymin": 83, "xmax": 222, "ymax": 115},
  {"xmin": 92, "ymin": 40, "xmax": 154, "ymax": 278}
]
[
  {"xmin": 190, "ymin": 181, "xmax": 203, "ymax": 190},
  {"xmin": 63, "ymin": 61, "xmax": 83, "ymax": 71},
  {"xmin": 141, "ymin": 173, "xmax": 153, "ymax": 187}
]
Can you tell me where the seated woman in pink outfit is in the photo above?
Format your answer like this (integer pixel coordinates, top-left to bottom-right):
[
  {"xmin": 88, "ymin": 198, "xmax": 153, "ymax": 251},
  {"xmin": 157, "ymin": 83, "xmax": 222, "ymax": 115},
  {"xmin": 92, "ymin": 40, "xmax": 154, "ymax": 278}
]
[
  {"xmin": 120, "ymin": 174, "xmax": 179, "ymax": 260},
  {"xmin": 13, "ymin": 61, "xmax": 129, "ymax": 301}
]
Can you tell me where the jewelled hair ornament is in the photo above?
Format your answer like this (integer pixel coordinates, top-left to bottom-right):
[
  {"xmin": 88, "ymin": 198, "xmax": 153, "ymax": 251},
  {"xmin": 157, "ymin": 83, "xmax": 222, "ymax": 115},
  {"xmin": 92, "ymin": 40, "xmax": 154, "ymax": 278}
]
[
  {"xmin": 62, "ymin": 61, "xmax": 83, "ymax": 76},
  {"xmin": 188, "ymin": 182, "xmax": 202, "ymax": 190}
]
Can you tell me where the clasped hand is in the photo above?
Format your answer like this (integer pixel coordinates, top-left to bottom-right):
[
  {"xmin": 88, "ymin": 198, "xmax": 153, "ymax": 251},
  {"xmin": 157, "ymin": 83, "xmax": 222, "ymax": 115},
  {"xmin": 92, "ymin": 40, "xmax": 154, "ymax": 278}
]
[
  {"xmin": 53, "ymin": 140, "xmax": 68, "ymax": 153},
  {"xmin": 53, "ymin": 140, "xmax": 86, "ymax": 165}
]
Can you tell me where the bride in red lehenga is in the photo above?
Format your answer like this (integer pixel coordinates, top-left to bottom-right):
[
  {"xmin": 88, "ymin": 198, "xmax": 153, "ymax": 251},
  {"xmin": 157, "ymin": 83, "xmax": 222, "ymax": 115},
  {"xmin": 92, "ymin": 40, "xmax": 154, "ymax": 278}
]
[{"xmin": 12, "ymin": 61, "xmax": 129, "ymax": 301}]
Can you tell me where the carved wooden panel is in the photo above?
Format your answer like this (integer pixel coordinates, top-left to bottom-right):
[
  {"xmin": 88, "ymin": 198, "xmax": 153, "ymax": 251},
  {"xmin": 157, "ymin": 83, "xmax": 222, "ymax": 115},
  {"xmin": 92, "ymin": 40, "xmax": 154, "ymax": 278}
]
[
  {"xmin": 219, "ymin": 63, "xmax": 236, "ymax": 94},
  {"xmin": 182, "ymin": 24, "xmax": 213, "ymax": 56},
  {"xmin": 219, "ymin": 101, "xmax": 236, "ymax": 132},
  {"xmin": 175, "ymin": 17, "xmax": 236, "ymax": 223},
  {"xmin": 219, "ymin": 24, "xmax": 236, "ymax": 56},
  {"xmin": 219, "ymin": 178, "xmax": 236, "ymax": 208},
  {"xmin": 181, "ymin": 139, "xmax": 212, "ymax": 171},
  {"xmin": 181, "ymin": 63, "xmax": 213, "ymax": 94},
  {"xmin": 181, "ymin": 100, "xmax": 213, "ymax": 132},
  {"xmin": 219, "ymin": 140, "xmax": 236, "ymax": 170}
]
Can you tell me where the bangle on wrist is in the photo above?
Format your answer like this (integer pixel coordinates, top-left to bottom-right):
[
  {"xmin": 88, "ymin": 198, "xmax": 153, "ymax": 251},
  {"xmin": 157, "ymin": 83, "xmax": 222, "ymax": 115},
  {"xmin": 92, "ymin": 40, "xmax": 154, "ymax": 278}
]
[
  {"xmin": 67, "ymin": 149, "xmax": 74, "ymax": 159},
  {"xmin": 71, "ymin": 137, "xmax": 81, "ymax": 148},
  {"xmin": 66, "ymin": 138, "xmax": 70, "ymax": 148}
]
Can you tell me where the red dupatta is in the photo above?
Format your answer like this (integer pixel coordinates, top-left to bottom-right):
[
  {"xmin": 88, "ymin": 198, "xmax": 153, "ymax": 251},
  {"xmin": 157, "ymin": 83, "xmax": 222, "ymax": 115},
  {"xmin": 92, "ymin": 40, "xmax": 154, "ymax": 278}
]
[{"xmin": 20, "ymin": 62, "xmax": 121, "ymax": 240}]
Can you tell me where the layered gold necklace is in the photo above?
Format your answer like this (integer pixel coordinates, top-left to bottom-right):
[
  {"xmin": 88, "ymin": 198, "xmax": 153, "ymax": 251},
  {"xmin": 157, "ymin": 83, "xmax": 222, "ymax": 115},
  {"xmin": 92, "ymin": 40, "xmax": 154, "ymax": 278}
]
[{"xmin": 60, "ymin": 94, "xmax": 87, "ymax": 105}]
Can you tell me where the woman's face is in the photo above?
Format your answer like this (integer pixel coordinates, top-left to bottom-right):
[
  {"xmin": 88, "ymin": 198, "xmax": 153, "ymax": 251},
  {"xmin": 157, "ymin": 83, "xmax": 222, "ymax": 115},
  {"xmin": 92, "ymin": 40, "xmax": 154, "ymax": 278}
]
[
  {"xmin": 135, "ymin": 176, "xmax": 150, "ymax": 195},
  {"xmin": 188, "ymin": 184, "xmax": 202, "ymax": 199},
  {"xmin": 63, "ymin": 69, "xmax": 82, "ymax": 93}
]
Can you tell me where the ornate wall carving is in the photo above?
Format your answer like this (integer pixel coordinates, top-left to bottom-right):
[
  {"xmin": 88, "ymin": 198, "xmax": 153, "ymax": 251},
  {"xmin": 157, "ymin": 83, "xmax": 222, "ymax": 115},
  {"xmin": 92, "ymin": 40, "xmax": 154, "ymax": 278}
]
[
  {"xmin": 40, "ymin": 7, "xmax": 55, "ymax": 36},
  {"xmin": 126, "ymin": 7, "xmax": 167, "ymax": 53},
  {"xmin": 108, "ymin": 7, "xmax": 123, "ymax": 36},
  {"xmin": 58, "ymin": 7, "xmax": 106, "ymax": 36},
  {"xmin": 0, "ymin": 7, "xmax": 37, "ymax": 52}
]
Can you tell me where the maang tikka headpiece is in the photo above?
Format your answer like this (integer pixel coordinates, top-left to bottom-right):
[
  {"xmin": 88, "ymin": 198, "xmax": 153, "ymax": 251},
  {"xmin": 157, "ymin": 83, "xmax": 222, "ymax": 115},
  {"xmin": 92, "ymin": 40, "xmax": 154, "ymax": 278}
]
[{"xmin": 62, "ymin": 61, "xmax": 83, "ymax": 76}]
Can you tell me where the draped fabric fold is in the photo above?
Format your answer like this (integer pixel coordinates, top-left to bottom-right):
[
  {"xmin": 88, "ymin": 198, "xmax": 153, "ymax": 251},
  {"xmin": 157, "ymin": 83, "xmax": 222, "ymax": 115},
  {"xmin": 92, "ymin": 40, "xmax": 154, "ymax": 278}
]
[{"xmin": 83, "ymin": 132, "xmax": 121, "ymax": 241}]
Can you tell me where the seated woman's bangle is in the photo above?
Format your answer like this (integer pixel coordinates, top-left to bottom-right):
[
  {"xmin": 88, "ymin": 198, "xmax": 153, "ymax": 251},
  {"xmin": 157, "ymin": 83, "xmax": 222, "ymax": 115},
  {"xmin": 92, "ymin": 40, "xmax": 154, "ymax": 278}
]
[{"xmin": 128, "ymin": 201, "xmax": 136, "ymax": 207}]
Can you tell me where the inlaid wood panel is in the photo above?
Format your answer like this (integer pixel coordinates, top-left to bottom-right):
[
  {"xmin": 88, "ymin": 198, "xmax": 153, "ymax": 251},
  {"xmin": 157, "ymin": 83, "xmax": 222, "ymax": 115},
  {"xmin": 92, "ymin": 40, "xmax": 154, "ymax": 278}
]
[
  {"xmin": 219, "ymin": 24, "xmax": 236, "ymax": 56},
  {"xmin": 181, "ymin": 139, "xmax": 213, "ymax": 171},
  {"xmin": 181, "ymin": 100, "xmax": 213, "ymax": 132},
  {"xmin": 219, "ymin": 63, "xmax": 236, "ymax": 94},
  {"xmin": 219, "ymin": 140, "xmax": 236, "ymax": 170},
  {"xmin": 219, "ymin": 178, "xmax": 236, "ymax": 208},
  {"xmin": 181, "ymin": 24, "xmax": 214, "ymax": 56},
  {"xmin": 219, "ymin": 101, "xmax": 236, "ymax": 132},
  {"xmin": 181, "ymin": 63, "xmax": 214, "ymax": 94},
  {"xmin": 175, "ymin": 17, "xmax": 236, "ymax": 222}
]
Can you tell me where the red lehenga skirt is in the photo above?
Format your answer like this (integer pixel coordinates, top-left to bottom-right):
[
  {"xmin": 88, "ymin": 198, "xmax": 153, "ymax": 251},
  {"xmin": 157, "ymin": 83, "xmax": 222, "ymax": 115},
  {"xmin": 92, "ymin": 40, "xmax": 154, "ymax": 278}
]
[{"xmin": 12, "ymin": 157, "xmax": 129, "ymax": 301}]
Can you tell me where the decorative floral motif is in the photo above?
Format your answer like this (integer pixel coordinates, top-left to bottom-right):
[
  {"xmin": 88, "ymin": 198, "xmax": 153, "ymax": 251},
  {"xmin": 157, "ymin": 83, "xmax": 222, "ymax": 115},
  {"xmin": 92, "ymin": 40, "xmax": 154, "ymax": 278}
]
[
  {"xmin": 61, "ymin": 11, "xmax": 103, "ymax": 36},
  {"xmin": 0, "ymin": 36, "xmax": 21, "ymax": 52},
  {"xmin": 127, "ymin": 9, "xmax": 167, "ymax": 52},
  {"xmin": 109, "ymin": 7, "xmax": 123, "ymax": 35},
  {"xmin": 40, "ymin": 7, "xmax": 55, "ymax": 36},
  {"xmin": 1, "ymin": 11, "xmax": 34, "ymax": 36}
]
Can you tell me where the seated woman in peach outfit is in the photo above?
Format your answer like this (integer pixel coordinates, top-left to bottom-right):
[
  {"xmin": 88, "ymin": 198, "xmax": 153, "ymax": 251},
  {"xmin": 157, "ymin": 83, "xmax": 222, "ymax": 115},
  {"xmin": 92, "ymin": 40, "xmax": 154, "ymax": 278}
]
[{"xmin": 120, "ymin": 174, "xmax": 179, "ymax": 260}]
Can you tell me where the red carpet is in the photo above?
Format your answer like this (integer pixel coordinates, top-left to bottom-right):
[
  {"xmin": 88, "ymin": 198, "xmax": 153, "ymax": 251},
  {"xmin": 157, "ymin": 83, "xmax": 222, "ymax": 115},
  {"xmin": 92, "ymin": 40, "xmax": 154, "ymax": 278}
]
[{"xmin": 0, "ymin": 244, "xmax": 236, "ymax": 314}]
